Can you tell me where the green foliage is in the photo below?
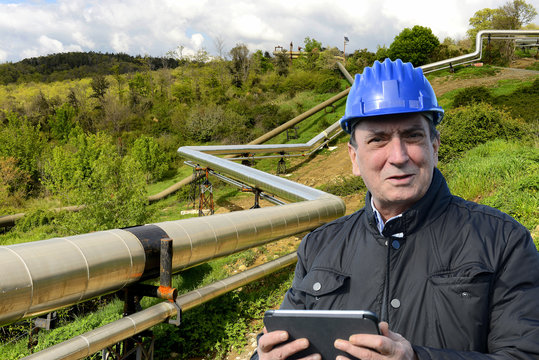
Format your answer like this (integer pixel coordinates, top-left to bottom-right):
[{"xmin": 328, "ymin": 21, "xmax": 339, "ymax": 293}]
[
  {"xmin": 525, "ymin": 61, "xmax": 539, "ymax": 71},
  {"xmin": 441, "ymin": 139, "xmax": 538, "ymax": 230},
  {"xmin": 251, "ymin": 50, "xmax": 273, "ymax": 74},
  {"xmin": 0, "ymin": 156, "xmax": 31, "ymax": 208},
  {"xmin": 0, "ymin": 51, "xmax": 180, "ymax": 85},
  {"xmin": 346, "ymin": 48, "xmax": 377, "ymax": 75},
  {"xmin": 42, "ymin": 131, "xmax": 149, "ymax": 233},
  {"xmin": 152, "ymin": 266, "xmax": 295, "ymax": 359},
  {"xmin": 128, "ymin": 72, "xmax": 153, "ymax": 109},
  {"xmin": 229, "ymin": 43, "xmax": 250, "ymax": 88},
  {"xmin": 495, "ymin": 77, "xmax": 539, "ymax": 123},
  {"xmin": 90, "ymin": 74, "xmax": 110, "ymax": 100},
  {"xmin": 315, "ymin": 76, "xmax": 342, "ymax": 94},
  {"xmin": 172, "ymin": 79, "xmax": 195, "ymax": 104},
  {"xmin": 0, "ymin": 112, "xmax": 45, "ymax": 184},
  {"xmin": 273, "ymin": 50, "xmax": 290, "ymax": 76},
  {"xmin": 467, "ymin": 8, "xmax": 502, "ymax": 40},
  {"xmin": 438, "ymin": 102, "xmax": 528, "ymax": 162},
  {"xmin": 467, "ymin": 1, "xmax": 537, "ymax": 64},
  {"xmin": 388, "ymin": 25, "xmax": 440, "ymax": 66},
  {"xmin": 452, "ymin": 86, "xmax": 493, "ymax": 108},
  {"xmin": 48, "ymin": 103, "xmax": 76, "ymax": 142},
  {"xmin": 13, "ymin": 208, "xmax": 55, "ymax": 232},
  {"xmin": 303, "ymin": 37, "xmax": 323, "ymax": 52},
  {"xmin": 130, "ymin": 135, "xmax": 169, "ymax": 183}
]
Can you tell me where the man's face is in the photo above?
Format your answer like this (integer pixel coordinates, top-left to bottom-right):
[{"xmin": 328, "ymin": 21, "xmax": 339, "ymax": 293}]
[{"xmin": 347, "ymin": 113, "xmax": 440, "ymax": 219}]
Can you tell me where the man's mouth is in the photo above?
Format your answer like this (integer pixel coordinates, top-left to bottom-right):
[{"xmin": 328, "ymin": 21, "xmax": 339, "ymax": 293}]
[{"xmin": 388, "ymin": 174, "xmax": 413, "ymax": 181}]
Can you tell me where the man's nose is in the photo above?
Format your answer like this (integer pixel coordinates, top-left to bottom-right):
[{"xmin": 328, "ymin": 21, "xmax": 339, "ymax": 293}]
[{"xmin": 387, "ymin": 137, "xmax": 409, "ymax": 165}]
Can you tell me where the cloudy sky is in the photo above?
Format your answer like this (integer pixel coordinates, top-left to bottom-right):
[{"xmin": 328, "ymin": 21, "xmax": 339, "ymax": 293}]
[{"xmin": 0, "ymin": 0, "xmax": 537, "ymax": 63}]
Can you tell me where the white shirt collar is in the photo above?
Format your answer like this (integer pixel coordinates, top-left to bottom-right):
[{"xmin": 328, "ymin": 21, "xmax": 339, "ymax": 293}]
[{"xmin": 370, "ymin": 197, "xmax": 404, "ymax": 238}]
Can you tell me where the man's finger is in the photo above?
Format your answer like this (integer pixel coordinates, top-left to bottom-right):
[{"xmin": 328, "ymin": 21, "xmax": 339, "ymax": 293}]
[{"xmin": 257, "ymin": 330, "xmax": 289, "ymax": 353}]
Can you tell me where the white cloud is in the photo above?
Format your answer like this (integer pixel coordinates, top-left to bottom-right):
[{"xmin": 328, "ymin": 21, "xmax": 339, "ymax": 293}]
[
  {"xmin": 0, "ymin": 0, "xmax": 536, "ymax": 63},
  {"xmin": 190, "ymin": 33, "xmax": 205, "ymax": 49},
  {"xmin": 73, "ymin": 32, "xmax": 95, "ymax": 49},
  {"xmin": 110, "ymin": 32, "xmax": 130, "ymax": 53}
]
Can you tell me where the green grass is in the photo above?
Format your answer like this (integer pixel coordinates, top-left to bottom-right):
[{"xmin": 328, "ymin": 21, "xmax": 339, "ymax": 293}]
[
  {"xmin": 437, "ymin": 75, "xmax": 539, "ymax": 112},
  {"xmin": 146, "ymin": 165, "xmax": 194, "ymax": 196},
  {"xmin": 490, "ymin": 77, "xmax": 539, "ymax": 97},
  {"xmin": 426, "ymin": 64, "xmax": 501, "ymax": 81},
  {"xmin": 440, "ymin": 139, "xmax": 538, "ymax": 231}
]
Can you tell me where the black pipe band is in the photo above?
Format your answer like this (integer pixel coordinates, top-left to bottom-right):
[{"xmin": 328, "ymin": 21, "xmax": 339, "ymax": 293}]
[{"xmin": 124, "ymin": 225, "xmax": 170, "ymax": 280}]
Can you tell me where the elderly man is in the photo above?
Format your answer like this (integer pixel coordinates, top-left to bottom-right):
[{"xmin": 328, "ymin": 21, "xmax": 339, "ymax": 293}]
[{"xmin": 252, "ymin": 59, "xmax": 539, "ymax": 359}]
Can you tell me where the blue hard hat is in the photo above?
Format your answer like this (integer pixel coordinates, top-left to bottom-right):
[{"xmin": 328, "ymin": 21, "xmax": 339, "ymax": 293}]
[{"xmin": 340, "ymin": 58, "xmax": 444, "ymax": 134}]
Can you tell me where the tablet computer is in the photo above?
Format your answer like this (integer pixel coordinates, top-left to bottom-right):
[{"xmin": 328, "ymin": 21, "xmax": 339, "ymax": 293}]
[{"xmin": 263, "ymin": 309, "xmax": 380, "ymax": 360}]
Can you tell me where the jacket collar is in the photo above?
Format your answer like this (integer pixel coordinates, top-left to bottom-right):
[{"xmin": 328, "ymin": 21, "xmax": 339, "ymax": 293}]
[{"xmin": 364, "ymin": 168, "xmax": 451, "ymax": 237}]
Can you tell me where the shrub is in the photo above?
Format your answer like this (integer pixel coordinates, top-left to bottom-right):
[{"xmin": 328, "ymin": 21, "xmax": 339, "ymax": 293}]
[
  {"xmin": 131, "ymin": 135, "xmax": 168, "ymax": 183},
  {"xmin": 494, "ymin": 78, "xmax": 539, "ymax": 123},
  {"xmin": 0, "ymin": 156, "xmax": 31, "ymax": 207},
  {"xmin": 14, "ymin": 208, "xmax": 55, "ymax": 232},
  {"xmin": 452, "ymin": 86, "xmax": 493, "ymax": 108},
  {"xmin": 438, "ymin": 103, "xmax": 528, "ymax": 163},
  {"xmin": 315, "ymin": 76, "xmax": 342, "ymax": 94},
  {"xmin": 0, "ymin": 112, "xmax": 45, "ymax": 186},
  {"xmin": 42, "ymin": 131, "xmax": 149, "ymax": 233}
]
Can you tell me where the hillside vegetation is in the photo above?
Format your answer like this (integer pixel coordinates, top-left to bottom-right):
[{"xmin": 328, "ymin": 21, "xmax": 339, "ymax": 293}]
[{"xmin": 1, "ymin": 37, "xmax": 538, "ymax": 359}]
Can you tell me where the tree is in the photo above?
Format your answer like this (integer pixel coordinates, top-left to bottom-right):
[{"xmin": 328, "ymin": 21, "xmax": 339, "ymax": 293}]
[
  {"xmin": 0, "ymin": 112, "xmax": 45, "ymax": 185},
  {"xmin": 48, "ymin": 103, "xmax": 76, "ymax": 143},
  {"xmin": 229, "ymin": 43, "xmax": 250, "ymax": 87},
  {"xmin": 388, "ymin": 26, "xmax": 440, "ymax": 66},
  {"xmin": 90, "ymin": 74, "xmax": 110, "ymax": 101},
  {"xmin": 497, "ymin": 0, "xmax": 537, "ymax": 29},
  {"xmin": 213, "ymin": 35, "xmax": 227, "ymax": 60},
  {"xmin": 274, "ymin": 50, "xmax": 290, "ymax": 76},
  {"xmin": 467, "ymin": 0, "xmax": 537, "ymax": 64},
  {"xmin": 303, "ymin": 37, "xmax": 323, "ymax": 52},
  {"xmin": 42, "ymin": 131, "xmax": 148, "ymax": 233},
  {"xmin": 130, "ymin": 135, "xmax": 168, "ymax": 183},
  {"xmin": 468, "ymin": 0, "xmax": 537, "ymax": 39}
]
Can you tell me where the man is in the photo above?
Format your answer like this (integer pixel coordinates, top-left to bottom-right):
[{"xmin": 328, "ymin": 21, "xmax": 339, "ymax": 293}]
[{"xmin": 252, "ymin": 59, "xmax": 539, "ymax": 359}]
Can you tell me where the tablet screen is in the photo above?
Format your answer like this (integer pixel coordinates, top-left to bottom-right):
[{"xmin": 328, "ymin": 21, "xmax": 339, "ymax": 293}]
[{"xmin": 264, "ymin": 310, "xmax": 380, "ymax": 360}]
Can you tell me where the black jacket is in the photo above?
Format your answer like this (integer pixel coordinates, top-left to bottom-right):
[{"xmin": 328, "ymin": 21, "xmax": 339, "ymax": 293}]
[{"xmin": 253, "ymin": 169, "xmax": 539, "ymax": 359}]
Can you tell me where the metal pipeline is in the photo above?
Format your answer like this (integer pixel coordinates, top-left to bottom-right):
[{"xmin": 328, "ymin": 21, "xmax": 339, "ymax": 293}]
[
  {"xmin": 337, "ymin": 61, "xmax": 354, "ymax": 85},
  {"xmin": 421, "ymin": 30, "xmax": 539, "ymax": 73},
  {"xmin": 0, "ymin": 135, "xmax": 344, "ymax": 325},
  {"xmin": 22, "ymin": 252, "xmax": 298, "ymax": 360}
]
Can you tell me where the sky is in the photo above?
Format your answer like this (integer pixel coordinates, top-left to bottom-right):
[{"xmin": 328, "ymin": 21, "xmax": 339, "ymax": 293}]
[{"xmin": 0, "ymin": 0, "xmax": 537, "ymax": 63}]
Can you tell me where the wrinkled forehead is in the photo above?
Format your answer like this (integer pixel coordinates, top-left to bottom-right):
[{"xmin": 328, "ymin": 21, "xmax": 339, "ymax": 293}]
[{"xmin": 351, "ymin": 113, "xmax": 431, "ymax": 134}]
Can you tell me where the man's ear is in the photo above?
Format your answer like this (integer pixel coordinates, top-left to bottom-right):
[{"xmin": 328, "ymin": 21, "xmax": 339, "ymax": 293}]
[
  {"xmin": 348, "ymin": 142, "xmax": 361, "ymax": 177},
  {"xmin": 432, "ymin": 133, "xmax": 440, "ymax": 167}
]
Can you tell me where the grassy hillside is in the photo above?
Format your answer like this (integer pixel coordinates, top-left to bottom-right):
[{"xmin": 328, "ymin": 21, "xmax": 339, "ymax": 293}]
[{"xmin": 0, "ymin": 58, "xmax": 538, "ymax": 359}]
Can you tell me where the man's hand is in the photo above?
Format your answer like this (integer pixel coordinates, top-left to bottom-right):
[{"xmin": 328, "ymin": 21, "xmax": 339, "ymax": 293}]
[
  {"xmin": 334, "ymin": 322, "xmax": 418, "ymax": 360},
  {"xmin": 257, "ymin": 327, "xmax": 321, "ymax": 360}
]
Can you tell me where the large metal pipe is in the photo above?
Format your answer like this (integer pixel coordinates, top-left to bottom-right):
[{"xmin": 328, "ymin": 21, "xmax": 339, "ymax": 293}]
[
  {"xmin": 0, "ymin": 143, "xmax": 344, "ymax": 325},
  {"xmin": 337, "ymin": 61, "xmax": 354, "ymax": 85},
  {"xmin": 22, "ymin": 253, "xmax": 298, "ymax": 360},
  {"xmin": 422, "ymin": 30, "xmax": 539, "ymax": 72}
]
